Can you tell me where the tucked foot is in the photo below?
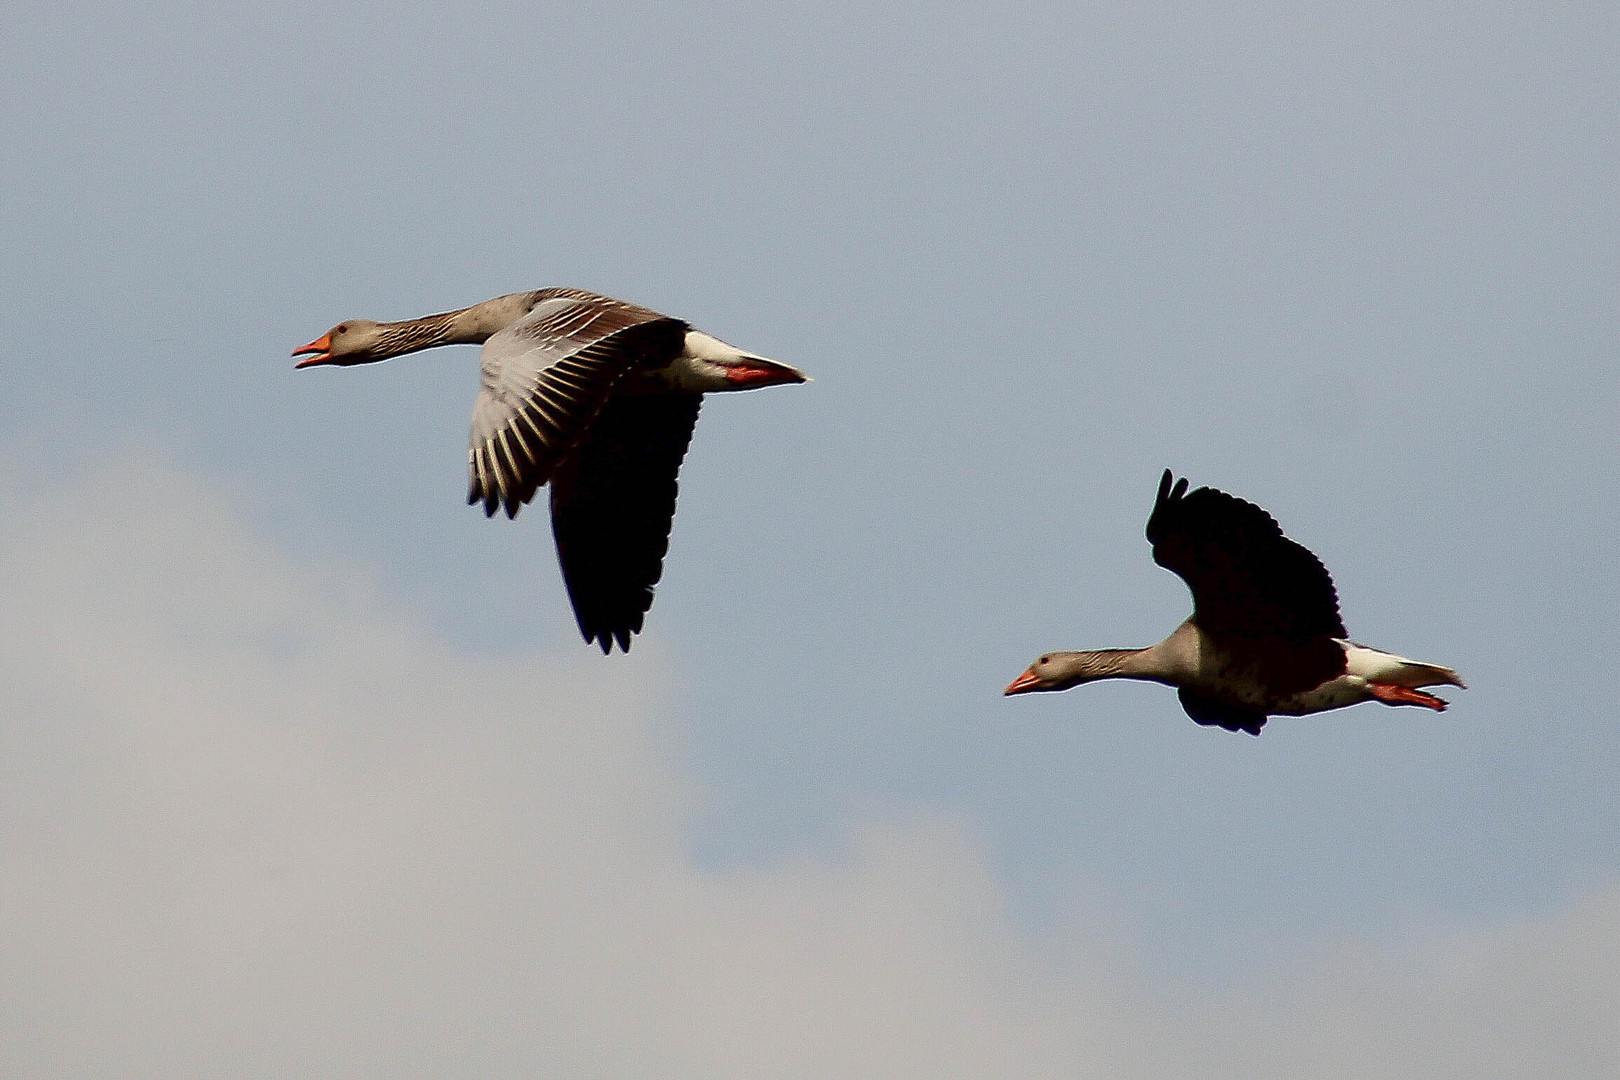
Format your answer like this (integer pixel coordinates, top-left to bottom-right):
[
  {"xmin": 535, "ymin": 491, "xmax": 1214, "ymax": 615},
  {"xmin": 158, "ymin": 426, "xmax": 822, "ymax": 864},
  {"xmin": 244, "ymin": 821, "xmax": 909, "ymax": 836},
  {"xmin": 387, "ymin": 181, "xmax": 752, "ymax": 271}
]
[{"xmin": 1367, "ymin": 683, "xmax": 1449, "ymax": 711}]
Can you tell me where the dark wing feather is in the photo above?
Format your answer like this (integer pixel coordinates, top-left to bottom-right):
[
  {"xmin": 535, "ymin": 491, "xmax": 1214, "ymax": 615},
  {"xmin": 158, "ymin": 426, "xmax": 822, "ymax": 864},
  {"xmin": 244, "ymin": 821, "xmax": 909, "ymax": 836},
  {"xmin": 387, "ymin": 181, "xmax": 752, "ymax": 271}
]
[
  {"xmin": 549, "ymin": 394, "xmax": 703, "ymax": 654},
  {"xmin": 1147, "ymin": 470, "xmax": 1348, "ymax": 696},
  {"xmin": 468, "ymin": 290, "xmax": 688, "ymax": 519},
  {"xmin": 1177, "ymin": 688, "xmax": 1267, "ymax": 736},
  {"xmin": 1146, "ymin": 470, "xmax": 1346, "ymax": 640}
]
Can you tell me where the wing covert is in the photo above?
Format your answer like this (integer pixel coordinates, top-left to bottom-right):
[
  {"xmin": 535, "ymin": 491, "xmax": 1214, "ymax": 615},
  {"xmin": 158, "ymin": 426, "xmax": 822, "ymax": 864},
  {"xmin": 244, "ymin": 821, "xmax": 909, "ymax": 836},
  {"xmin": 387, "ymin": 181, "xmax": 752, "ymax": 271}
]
[{"xmin": 468, "ymin": 290, "xmax": 687, "ymax": 518}]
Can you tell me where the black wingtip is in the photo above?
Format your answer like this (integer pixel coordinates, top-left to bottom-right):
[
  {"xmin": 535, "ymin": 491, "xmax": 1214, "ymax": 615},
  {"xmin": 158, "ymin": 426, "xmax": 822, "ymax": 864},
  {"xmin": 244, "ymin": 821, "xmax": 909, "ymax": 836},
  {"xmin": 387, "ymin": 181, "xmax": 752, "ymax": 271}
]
[
  {"xmin": 1155, "ymin": 469, "xmax": 1174, "ymax": 508},
  {"xmin": 1155, "ymin": 470, "xmax": 1193, "ymax": 504},
  {"xmin": 1149, "ymin": 469, "xmax": 1185, "ymax": 542},
  {"xmin": 468, "ymin": 479, "xmax": 501, "ymax": 517},
  {"xmin": 583, "ymin": 627, "xmax": 636, "ymax": 655}
]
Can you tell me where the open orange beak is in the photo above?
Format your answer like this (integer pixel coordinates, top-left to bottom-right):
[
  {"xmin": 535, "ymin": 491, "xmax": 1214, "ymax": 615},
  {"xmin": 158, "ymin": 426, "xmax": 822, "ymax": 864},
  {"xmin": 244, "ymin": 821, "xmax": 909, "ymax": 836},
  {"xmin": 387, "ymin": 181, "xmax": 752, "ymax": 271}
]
[{"xmin": 292, "ymin": 332, "xmax": 334, "ymax": 368}]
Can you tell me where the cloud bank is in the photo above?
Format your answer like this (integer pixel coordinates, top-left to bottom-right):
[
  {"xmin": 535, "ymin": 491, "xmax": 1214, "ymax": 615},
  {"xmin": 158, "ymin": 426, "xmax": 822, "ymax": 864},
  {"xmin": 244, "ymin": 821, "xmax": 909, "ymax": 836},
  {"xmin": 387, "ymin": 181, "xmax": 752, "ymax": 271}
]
[{"xmin": 0, "ymin": 455, "xmax": 1613, "ymax": 1078}]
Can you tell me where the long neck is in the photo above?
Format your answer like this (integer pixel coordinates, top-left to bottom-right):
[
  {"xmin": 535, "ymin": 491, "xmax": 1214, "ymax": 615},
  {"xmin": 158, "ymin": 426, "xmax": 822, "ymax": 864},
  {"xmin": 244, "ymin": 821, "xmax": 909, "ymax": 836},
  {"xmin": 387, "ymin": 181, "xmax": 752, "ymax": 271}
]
[
  {"xmin": 372, "ymin": 292, "xmax": 538, "ymax": 360},
  {"xmin": 1069, "ymin": 648, "xmax": 1174, "ymax": 683},
  {"xmin": 1052, "ymin": 625, "xmax": 1198, "ymax": 689}
]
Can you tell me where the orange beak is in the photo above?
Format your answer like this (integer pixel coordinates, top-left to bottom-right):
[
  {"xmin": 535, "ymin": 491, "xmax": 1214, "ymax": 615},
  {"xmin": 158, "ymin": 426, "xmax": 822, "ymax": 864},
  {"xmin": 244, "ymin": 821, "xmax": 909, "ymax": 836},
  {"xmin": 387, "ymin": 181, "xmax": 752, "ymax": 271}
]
[
  {"xmin": 1003, "ymin": 667, "xmax": 1046, "ymax": 695},
  {"xmin": 292, "ymin": 332, "xmax": 334, "ymax": 368}
]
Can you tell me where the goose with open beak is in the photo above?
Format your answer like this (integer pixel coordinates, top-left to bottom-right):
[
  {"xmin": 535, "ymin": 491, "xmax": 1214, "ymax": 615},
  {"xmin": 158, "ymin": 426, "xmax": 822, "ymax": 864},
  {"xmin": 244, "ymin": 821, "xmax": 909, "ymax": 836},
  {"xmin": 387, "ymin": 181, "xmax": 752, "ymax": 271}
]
[{"xmin": 295, "ymin": 287, "xmax": 806, "ymax": 653}]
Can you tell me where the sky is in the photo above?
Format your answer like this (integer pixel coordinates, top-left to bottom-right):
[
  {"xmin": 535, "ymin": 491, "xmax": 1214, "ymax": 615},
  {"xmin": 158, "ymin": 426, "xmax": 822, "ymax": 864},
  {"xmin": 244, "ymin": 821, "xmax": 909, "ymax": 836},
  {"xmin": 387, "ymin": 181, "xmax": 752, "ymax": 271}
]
[{"xmin": 2, "ymin": 1, "xmax": 1617, "ymax": 1075}]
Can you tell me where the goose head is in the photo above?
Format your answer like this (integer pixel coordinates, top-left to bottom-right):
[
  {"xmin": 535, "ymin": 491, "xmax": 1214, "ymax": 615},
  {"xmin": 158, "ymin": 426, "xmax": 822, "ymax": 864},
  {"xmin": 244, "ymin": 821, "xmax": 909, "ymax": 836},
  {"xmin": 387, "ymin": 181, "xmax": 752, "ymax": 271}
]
[
  {"xmin": 1004, "ymin": 652, "xmax": 1125, "ymax": 695},
  {"xmin": 292, "ymin": 320, "xmax": 391, "ymax": 368}
]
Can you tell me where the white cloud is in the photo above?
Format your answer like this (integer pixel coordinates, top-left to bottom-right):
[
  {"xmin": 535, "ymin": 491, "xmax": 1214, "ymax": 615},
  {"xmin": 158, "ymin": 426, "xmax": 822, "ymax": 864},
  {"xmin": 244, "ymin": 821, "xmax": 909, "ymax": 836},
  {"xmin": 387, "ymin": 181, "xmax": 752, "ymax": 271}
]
[{"xmin": 0, "ymin": 453, "xmax": 1614, "ymax": 1079}]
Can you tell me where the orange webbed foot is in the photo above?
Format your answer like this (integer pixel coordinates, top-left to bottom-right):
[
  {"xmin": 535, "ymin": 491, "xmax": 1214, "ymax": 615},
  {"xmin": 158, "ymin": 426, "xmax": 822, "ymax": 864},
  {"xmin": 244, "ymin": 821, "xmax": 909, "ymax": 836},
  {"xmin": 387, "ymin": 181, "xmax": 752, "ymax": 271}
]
[{"xmin": 1367, "ymin": 683, "xmax": 1449, "ymax": 711}]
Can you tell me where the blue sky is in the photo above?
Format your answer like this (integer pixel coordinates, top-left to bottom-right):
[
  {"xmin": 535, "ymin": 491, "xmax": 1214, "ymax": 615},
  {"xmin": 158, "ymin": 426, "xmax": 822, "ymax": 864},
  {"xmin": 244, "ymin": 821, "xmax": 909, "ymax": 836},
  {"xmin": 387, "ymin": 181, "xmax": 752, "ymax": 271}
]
[{"xmin": 3, "ymin": 2, "xmax": 1617, "ymax": 1074}]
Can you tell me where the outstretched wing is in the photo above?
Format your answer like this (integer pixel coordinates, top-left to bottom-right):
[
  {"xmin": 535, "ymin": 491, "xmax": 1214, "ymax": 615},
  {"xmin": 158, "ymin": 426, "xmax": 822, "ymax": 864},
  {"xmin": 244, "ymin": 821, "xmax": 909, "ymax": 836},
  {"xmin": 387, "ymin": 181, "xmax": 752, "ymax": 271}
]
[
  {"xmin": 548, "ymin": 394, "xmax": 703, "ymax": 654},
  {"xmin": 468, "ymin": 289, "xmax": 687, "ymax": 518},
  {"xmin": 1146, "ymin": 470, "xmax": 1346, "ymax": 641},
  {"xmin": 1147, "ymin": 470, "xmax": 1347, "ymax": 697}
]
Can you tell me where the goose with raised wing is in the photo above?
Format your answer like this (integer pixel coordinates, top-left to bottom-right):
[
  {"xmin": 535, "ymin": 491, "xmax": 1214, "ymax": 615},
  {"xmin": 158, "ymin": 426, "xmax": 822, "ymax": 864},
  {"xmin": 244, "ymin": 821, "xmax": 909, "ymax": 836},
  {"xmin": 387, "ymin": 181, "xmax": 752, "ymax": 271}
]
[
  {"xmin": 294, "ymin": 288, "xmax": 806, "ymax": 653},
  {"xmin": 1004, "ymin": 471, "xmax": 1464, "ymax": 734}
]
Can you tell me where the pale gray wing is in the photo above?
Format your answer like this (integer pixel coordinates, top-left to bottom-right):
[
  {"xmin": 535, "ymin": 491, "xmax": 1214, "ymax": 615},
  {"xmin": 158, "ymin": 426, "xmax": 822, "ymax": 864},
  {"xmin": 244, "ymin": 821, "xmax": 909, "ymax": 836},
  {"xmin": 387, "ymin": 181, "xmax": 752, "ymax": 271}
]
[{"xmin": 468, "ymin": 292, "xmax": 687, "ymax": 518}]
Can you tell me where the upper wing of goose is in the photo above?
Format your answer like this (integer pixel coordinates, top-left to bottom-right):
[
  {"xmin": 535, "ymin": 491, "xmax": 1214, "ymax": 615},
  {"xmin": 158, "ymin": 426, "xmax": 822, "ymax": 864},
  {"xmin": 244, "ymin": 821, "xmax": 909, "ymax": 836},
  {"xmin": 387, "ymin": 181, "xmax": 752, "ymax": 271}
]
[
  {"xmin": 468, "ymin": 290, "xmax": 688, "ymax": 518},
  {"xmin": 1145, "ymin": 470, "xmax": 1346, "ymax": 642}
]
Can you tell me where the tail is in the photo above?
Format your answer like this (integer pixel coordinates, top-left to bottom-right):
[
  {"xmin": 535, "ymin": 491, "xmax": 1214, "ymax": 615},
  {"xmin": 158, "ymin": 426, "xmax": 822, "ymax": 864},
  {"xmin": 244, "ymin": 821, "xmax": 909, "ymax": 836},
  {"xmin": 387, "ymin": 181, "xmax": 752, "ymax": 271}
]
[
  {"xmin": 1341, "ymin": 642, "xmax": 1466, "ymax": 690},
  {"xmin": 1399, "ymin": 661, "xmax": 1466, "ymax": 690}
]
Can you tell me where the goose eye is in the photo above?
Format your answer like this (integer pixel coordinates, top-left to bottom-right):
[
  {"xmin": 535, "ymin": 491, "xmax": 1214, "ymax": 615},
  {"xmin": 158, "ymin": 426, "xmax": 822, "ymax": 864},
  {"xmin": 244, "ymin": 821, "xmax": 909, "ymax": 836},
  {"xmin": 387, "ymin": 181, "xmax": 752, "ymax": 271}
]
[{"xmin": 335, "ymin": 325, "xmax": 348, "ymax": 334}]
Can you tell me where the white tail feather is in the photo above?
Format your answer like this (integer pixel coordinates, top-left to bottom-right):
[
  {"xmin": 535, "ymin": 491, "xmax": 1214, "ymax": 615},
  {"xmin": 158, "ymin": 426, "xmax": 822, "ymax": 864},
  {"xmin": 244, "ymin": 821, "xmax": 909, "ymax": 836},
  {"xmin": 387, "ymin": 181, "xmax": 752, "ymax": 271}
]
[{"xmin": 1340, "ymin": 641, "xmax": 1465, "ymax": 689}]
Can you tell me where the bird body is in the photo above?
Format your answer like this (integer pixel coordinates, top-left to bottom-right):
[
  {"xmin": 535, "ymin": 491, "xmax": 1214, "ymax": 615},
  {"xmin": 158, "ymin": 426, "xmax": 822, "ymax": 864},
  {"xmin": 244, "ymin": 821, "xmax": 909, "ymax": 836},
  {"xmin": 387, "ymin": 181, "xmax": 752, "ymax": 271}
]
[
  {"xmin": 295, "ymin": 288, "xmax": 806, "ymax": 653},
  {"xmin": 1005, "ymin": 472, "xmax": 1463, "ymax": 734}
]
